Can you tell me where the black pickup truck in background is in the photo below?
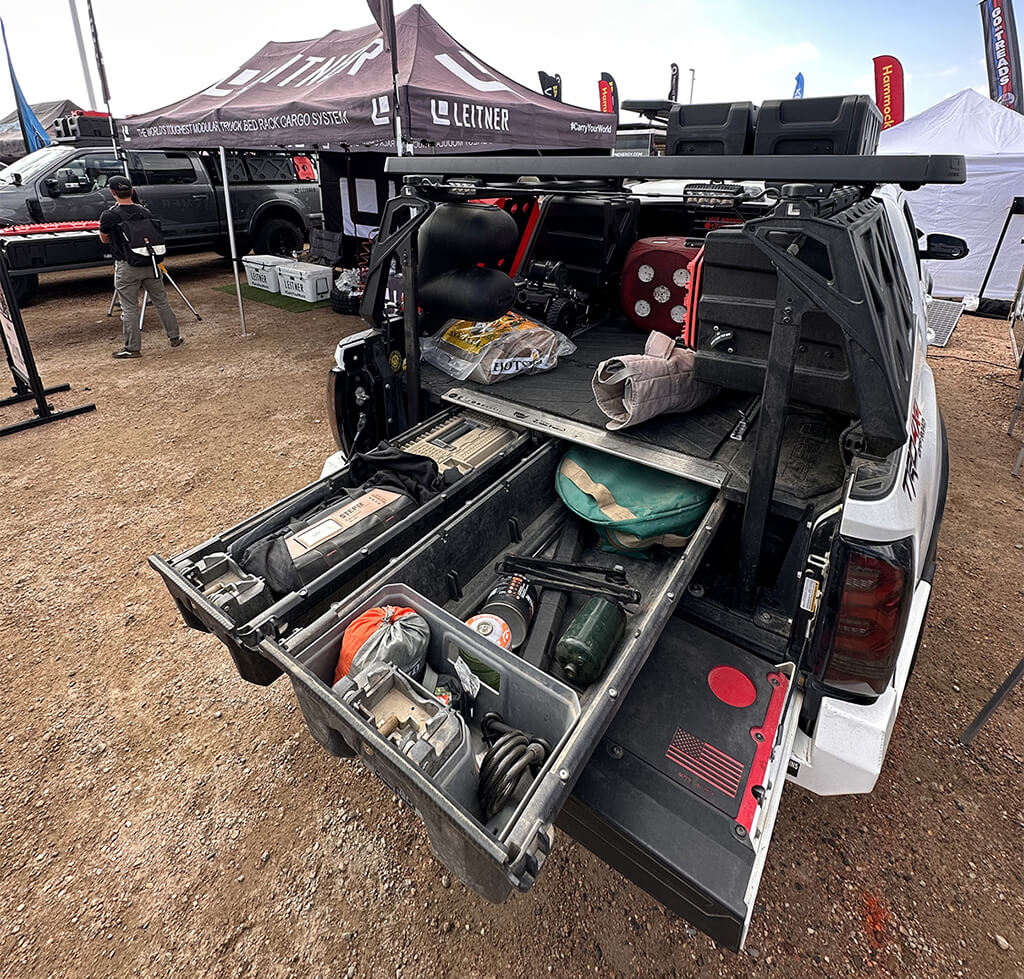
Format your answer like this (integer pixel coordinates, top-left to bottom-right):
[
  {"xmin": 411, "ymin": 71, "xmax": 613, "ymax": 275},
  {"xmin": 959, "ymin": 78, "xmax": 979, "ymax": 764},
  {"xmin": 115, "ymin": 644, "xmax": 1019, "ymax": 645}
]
[{"xmin": 0, "ymin": 142, "xmax": 322, "ymax": 304}]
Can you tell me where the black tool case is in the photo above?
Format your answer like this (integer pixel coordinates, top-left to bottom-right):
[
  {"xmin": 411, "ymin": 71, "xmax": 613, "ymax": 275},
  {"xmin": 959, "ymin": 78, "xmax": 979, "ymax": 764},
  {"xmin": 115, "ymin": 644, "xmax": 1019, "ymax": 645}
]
[
  {"xmin": 255, "ymin": 439, "xmax": 729, "ymax": 901},
  {"xmin": 148, "ymin": 407, "xmax": 534, "ymax": 685}
]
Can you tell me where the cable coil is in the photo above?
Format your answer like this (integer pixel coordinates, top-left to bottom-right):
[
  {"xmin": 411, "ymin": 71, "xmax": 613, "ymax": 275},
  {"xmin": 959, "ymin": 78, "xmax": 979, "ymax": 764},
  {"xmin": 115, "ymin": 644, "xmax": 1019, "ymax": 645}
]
[{"xmin": 477, "ymin": 713, "xmax": 550, "ymax": 820}]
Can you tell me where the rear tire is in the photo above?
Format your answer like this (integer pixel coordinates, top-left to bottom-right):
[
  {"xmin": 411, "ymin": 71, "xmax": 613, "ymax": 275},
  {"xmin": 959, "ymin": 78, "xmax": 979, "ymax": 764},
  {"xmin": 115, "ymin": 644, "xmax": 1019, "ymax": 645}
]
[
  {"xmin": 252, "ymin": 219, "xmax": 303, "ymax": 258},
  {"xmin": 11, "ymin": 273, "xmax": 38, "ymax": 308}
]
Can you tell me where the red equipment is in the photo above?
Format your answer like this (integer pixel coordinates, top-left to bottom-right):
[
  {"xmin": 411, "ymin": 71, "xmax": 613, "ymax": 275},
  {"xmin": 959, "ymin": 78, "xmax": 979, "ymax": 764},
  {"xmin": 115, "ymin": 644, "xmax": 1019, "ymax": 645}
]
[{"xmin": 621, "ymin": 236, "xmax": 703, "ymax": 339}]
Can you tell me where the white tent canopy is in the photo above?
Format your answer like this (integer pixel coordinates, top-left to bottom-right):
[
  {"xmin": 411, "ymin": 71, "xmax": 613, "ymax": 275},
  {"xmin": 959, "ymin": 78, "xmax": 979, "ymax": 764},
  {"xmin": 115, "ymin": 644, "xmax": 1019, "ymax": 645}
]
[{"xmin": 879, "ymin": 88, "xmax": 1024, "ymax": 300}]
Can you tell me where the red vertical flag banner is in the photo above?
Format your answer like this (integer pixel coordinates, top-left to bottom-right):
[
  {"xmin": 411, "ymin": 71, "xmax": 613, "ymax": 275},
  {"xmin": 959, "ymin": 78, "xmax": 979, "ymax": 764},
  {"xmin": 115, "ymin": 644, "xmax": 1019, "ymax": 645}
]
[
  {"xmin": 872, "ymin": 55, "xmax": 905, "ymax": 129},
  {"xmin": 598, "ymin": 72, "xmax": 618, "ymax": 115},
  {"xmin": 980, "ymin": 0, "xmax": 1024, "ymax": 112}
]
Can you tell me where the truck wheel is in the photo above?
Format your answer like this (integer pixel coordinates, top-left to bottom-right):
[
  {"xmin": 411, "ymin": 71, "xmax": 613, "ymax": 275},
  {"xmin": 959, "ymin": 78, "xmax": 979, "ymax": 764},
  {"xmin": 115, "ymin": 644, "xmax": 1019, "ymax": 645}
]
[
  {"xmin": 253, "ymin": 219, "xmax": 303, "ymax": 257},
  {"xmin": 11, "ymin": 273, "xmax": 38, "ymax": 307}
]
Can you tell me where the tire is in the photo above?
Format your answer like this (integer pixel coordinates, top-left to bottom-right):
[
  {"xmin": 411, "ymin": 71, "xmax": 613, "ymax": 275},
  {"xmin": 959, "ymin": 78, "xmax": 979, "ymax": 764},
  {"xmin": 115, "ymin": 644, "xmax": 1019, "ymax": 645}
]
[
  {"xmin": 252, "ymin": 218, "xmax": 304, "ymax": 257},
  {"xmin": 330, "ymin": 285, "xmax": 363, "ymax": 316},
  {"xmin": 546, "ymin": 297, "xmax": 576, "ymax": 334},
  {"xmin": 11, "ymin": 273, "xmax": 38, "ymax": 308}
]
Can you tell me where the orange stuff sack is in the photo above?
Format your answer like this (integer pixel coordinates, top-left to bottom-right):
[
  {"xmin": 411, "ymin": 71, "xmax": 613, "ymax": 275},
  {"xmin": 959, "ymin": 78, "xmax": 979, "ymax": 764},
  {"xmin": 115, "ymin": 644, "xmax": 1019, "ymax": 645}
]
[{"xmin": 334, "ymin": 605, "xmax": 430, "ymax": 684}]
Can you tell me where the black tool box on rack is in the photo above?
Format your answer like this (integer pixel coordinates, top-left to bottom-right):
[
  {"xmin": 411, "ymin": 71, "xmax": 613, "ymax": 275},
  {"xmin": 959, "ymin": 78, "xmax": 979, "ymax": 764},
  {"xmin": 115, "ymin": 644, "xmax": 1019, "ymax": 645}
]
[
  {"xmin": 753, "ymin": 95, "xmax": 882, "ymax": 156},
  {"xmin": 666, "ymin": 101, "xmax": 757, "ymax": 156}
]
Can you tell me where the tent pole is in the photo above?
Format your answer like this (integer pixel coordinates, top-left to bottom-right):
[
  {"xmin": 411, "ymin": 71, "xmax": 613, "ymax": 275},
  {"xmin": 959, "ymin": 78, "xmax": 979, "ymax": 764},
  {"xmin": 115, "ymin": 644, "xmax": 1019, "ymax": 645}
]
[
  {"xmin": 68, "ymin": 0, "xmax": 98, "ymax": 110},
  {"xmin": 393, "ymin": 72, "xmax": 404, "ymax": 156},
  {"xmin": 219, "ymin": 145, "xmax": 249, "ymax": 338}
]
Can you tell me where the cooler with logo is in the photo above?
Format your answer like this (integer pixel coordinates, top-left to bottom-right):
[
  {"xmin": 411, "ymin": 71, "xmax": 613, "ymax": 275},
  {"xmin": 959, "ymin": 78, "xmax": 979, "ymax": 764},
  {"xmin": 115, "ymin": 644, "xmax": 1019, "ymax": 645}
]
[
  {"xmin": 242, "ymin": 255, "xmax": 293, "ymax": 293},
  {"xmin": 279, "ymin": 262, "xmax": 333, "ymax": 302}
]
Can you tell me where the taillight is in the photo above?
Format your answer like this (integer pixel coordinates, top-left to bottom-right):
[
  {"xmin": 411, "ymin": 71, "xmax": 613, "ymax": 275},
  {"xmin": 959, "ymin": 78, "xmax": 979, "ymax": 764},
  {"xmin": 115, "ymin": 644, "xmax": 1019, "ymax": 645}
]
[{"xmin": 811, "ymin": 538, "xmax": 914, "ymax": 700}]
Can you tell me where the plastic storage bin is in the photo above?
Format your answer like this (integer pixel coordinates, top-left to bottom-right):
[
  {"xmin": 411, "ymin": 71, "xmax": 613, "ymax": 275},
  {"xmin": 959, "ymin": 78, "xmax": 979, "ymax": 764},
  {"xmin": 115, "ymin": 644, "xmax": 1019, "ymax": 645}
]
[
  {"xmin": 287, "ymin": 582, "xmax": 582, "ymax": 897},
  {"xmin": 279, "ymin": 262, "xmax": 333, "ymax": 302},
  {"xmin": 666, "ymin": 101, "xmax": 757, "ymax": 156},
  {"xmin": 242, "ymin": 255, "xmax": 292, "ymax": 293},
  {"xmin": 260, "ymin": 439, "xmax": 727, "ymax": 901},
  {"xmin": 753, "ymin": 95, "xmax": 882, "ymax": 155}
]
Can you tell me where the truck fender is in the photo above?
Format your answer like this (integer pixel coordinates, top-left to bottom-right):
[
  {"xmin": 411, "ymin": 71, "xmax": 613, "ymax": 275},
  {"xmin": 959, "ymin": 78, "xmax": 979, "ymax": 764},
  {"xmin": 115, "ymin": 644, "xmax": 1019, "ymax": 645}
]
[{"xmin": 248, "ymin": 200, "xmax": 308, "ymax": 237}]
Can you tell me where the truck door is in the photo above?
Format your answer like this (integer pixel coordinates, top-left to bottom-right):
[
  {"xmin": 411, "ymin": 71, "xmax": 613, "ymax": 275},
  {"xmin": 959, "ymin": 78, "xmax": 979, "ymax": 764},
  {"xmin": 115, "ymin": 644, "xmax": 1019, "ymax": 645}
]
[
  {"xmin": 36, "ymin": 149, "xmax": 127, "ymax": 223},
  {"xmin": 137, "ymin": 151, "xmax": 218, "ymax": 242}
]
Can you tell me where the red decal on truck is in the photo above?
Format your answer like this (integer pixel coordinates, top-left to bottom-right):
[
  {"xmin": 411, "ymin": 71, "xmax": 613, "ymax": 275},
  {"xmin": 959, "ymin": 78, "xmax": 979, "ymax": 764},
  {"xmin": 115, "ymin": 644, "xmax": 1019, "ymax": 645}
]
[{"xmin": 902, "ymin": 401, "xmax": 926, "ymax": 499}]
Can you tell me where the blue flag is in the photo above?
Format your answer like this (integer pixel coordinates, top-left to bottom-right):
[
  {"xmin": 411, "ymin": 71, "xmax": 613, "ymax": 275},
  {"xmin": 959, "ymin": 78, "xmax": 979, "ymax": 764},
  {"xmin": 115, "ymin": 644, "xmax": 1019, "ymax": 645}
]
[
  {"xmin": 1, "ymin": 20, "xmax": 49, "ymax": 152},
  {"xmin": 793, "ymin": 73, "xmax": 805, "ymax": 99}
]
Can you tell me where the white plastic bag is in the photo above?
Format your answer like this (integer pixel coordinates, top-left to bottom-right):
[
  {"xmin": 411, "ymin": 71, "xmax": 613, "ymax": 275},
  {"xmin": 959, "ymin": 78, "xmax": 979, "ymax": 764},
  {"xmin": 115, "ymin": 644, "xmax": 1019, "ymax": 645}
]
[{"xmin": 421, "ymin": 312, "xmax": 576, "ymax": 385}]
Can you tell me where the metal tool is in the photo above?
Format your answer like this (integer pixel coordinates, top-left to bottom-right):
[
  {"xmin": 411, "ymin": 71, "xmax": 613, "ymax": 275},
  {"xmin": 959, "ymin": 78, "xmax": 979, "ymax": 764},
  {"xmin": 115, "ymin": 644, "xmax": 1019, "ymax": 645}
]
[{"xmin": 497, "ymin": 555, "xmax": 642, "ymax": 606}]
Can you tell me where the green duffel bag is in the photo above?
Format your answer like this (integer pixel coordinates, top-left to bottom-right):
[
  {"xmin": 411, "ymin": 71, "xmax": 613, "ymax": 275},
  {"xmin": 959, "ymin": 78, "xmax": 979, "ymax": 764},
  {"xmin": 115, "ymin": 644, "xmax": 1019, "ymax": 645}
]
[{"xmin": 556, "ymin": 446, "xmax": 716, "ymax": 556}]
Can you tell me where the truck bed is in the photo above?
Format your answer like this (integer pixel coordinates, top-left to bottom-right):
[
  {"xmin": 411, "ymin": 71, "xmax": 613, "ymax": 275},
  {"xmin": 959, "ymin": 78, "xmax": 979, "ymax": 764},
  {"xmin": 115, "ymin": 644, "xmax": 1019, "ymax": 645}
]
[{"xmin": 421, "ymin": 319, "xmax": 847, "ymax": 511}]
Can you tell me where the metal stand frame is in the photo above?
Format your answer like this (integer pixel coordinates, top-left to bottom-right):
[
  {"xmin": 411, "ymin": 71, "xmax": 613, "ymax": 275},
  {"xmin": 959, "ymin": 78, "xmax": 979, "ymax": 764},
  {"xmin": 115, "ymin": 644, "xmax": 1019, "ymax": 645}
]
[
  {"xmin": 978, "ymin": 197, "xmax": 1024, "ymax": 302},
  {"xmin": 0, "ymin": 243, "xmax": 94, "ymax": 437},
  {"xmin": 107, "ymin": 265, "xmax": 204, "ymax": 328},
  {"xmin": 960, "ymin": 655, "xmax": 1024, "ymax": 745}
]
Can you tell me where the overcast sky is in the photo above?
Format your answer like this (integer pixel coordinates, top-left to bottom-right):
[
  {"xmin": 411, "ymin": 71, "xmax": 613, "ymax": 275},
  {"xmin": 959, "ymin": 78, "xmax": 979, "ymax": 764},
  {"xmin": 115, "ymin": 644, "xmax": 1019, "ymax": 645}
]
[{"xmin": 0, "ymin": 1, "xmax": 995, "ymax": 125}]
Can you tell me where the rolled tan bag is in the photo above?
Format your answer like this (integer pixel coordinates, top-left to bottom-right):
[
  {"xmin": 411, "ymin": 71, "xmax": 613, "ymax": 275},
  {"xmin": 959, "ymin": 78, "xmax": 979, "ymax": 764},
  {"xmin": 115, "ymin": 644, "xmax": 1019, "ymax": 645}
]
[{"xmin": 592, "ymin": 331, "xmax": 719, "ymax": 430}]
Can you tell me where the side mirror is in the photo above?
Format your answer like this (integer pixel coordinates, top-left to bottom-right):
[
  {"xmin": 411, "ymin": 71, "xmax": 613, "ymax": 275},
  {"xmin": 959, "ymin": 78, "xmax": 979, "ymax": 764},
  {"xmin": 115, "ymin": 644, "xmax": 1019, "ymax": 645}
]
[
  {"xmin": 44, "ymin": 176, "xmax": 61, "ymax": 197},
  {"xmin": 920, "ymin": 233, "xmax": 969, "ymax": 261}
]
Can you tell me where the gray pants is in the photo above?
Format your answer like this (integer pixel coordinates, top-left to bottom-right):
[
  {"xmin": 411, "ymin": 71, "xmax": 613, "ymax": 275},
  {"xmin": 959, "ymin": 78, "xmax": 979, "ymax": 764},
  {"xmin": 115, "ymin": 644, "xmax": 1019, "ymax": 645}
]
[{"xmin": 114, "ymin": 261, "xmax": 180, "ymax": 352}]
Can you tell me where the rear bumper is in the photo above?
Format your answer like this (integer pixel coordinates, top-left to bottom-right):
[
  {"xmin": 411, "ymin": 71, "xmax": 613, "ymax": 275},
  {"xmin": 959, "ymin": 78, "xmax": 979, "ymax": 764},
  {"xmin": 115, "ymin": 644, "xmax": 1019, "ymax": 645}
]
[{"xmin": 790, "ymin": 578, "xmax": 932, "ymax": 795}]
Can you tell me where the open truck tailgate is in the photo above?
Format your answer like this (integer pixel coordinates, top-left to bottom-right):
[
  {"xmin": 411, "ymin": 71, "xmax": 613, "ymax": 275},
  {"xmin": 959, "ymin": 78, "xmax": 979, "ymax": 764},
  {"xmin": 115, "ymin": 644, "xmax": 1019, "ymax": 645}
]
[{"xmin": 560, "ymin": 616, "xmax": 802, "ymax": 951}]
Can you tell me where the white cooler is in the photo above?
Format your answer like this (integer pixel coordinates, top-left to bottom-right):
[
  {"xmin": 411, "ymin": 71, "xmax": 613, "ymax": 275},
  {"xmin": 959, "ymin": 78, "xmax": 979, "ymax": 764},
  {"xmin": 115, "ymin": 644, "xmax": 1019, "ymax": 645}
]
[
  {"xmin": 278, "ymin": 262, "xmax": 333, "ymax": 303},
  {"xmin": 242, "ymin": 255, "xmax": 293, "ymax": 293}
]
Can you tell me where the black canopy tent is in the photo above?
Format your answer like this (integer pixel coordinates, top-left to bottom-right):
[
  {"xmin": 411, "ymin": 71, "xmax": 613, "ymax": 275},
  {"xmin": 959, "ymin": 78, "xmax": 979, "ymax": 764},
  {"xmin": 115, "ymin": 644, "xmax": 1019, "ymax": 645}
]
[
  {"xmin": 118, "ymin": 5, "xmax": 616, "ymax": 281},
  {"xmin": 118, "ymin": 5, "xmax": 615, "ymax": 155}
]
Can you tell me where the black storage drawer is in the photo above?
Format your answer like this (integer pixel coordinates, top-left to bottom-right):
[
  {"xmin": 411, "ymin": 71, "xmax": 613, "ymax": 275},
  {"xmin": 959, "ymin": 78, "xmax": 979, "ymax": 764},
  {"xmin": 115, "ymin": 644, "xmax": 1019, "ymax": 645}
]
[
  {"xmin": 149, "ymin": 408, "xmax": 533, "ymax": 684},
  {"xmin": 262, "ymin": 441, "xmax": 729, "ymax": 902}
]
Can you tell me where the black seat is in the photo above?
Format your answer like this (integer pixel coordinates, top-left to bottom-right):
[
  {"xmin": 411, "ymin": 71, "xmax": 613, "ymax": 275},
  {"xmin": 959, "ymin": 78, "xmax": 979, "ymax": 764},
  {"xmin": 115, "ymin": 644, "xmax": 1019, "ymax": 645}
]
[{"xmin": 417, "ymin": 203, "xmax": 518, "ymax": 322}]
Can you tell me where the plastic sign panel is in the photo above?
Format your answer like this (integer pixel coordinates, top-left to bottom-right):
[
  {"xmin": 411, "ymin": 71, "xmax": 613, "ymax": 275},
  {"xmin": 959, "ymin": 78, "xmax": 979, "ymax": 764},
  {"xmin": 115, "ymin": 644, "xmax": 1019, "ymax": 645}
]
[{"xmin": 873, "ymin": 55, "xmax": 905, "ymax": 129}]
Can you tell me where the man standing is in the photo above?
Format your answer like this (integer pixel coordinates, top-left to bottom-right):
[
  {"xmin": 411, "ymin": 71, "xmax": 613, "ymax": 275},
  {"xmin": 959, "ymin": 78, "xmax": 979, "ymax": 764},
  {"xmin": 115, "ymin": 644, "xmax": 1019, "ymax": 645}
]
[{"xmin": 99, "ymin": 176, "xmax": 183, "ymax": 359}]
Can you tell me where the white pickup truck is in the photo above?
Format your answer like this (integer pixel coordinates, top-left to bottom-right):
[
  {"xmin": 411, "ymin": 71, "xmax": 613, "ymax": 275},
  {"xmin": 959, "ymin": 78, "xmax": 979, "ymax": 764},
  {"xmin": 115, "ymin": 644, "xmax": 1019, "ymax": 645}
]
[{"xmin": 152, "ymin": 117, "xmax": 966, "ymax": 951}]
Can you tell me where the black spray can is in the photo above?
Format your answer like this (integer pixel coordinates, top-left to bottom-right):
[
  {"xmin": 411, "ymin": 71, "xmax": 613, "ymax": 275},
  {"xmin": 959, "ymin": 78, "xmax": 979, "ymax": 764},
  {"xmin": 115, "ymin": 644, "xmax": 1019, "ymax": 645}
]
[
  {"xmin": 480, "ymin": 574, "xmax": 535, "ymax": 649},
  {"xmin": 555, "ymin": 598, "xmax": 626, "ymax": 685}
]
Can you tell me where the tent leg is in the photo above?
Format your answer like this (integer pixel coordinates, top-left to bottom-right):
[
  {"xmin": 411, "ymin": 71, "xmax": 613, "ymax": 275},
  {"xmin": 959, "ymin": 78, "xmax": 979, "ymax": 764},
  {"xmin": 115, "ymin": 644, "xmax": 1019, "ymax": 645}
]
[{"xmin": 219, "ymin": 145, "xmax": 249, "ymax": 339}]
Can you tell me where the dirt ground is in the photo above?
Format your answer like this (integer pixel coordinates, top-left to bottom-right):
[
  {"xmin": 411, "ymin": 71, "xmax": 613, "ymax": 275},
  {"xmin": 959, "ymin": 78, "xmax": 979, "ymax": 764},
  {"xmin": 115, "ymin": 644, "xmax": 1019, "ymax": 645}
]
[{"xmin": 1, "ymin": 255, "xmax": 1022, "ymax": 979}]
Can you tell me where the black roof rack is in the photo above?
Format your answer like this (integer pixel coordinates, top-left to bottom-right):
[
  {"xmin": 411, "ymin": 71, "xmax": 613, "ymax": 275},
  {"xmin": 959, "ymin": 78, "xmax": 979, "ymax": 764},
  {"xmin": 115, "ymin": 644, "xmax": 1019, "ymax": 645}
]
[{"xmin": 386, "ymin": 154, "xmax": 966, "ymax": 189}]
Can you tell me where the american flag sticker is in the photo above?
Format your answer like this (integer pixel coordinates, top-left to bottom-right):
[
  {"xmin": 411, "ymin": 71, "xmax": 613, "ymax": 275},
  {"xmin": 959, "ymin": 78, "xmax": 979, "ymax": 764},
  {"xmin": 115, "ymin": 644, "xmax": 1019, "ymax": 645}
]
[{"xmin": 665, "ymin": 728, "xmax": 744, "ymax": 798}]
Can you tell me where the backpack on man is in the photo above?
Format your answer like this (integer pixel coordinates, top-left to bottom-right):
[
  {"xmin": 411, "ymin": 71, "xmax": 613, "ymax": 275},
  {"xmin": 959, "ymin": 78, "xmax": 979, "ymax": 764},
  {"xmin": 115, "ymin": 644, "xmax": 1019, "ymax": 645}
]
[{"xmin": 118, "ymin": 207, "xmax": 167, "ymax": 273}]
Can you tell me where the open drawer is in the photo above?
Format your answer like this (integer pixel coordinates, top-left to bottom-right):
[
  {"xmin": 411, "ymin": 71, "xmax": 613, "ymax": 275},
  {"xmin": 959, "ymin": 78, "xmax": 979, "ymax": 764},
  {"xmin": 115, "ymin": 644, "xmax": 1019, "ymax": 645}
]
[
  {"xmin": 148, "ymin": 408, "xmax": 534, "ymax": 685},
  {"xmin": 260, "ymin": 439, "xmax": 728, "ymax": 901}
]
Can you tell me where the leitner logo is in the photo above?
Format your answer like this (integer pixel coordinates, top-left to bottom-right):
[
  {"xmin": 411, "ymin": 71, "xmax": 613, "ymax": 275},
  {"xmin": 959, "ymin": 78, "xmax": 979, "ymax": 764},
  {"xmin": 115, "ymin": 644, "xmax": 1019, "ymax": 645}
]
[
  {"xmin": 431, "ymin": 99, "xmax": 510, "ymax": 131},
  {"xmin": 201, "ymin": 37, "xmax": 385, "ymax": 98}
]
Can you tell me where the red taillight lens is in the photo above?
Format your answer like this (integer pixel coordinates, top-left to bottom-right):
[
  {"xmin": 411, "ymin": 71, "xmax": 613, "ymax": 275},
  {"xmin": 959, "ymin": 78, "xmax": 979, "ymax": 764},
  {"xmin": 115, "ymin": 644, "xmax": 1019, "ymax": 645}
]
[{"xmin": 820, "ymin": 546, "xmax": 911, "ymax": 697}]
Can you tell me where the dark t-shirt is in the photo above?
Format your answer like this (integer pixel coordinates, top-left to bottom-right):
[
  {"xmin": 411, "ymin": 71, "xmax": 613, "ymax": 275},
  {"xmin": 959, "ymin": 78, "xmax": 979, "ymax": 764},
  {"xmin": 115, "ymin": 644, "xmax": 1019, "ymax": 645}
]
[{"xmin": 99, "ymin": 203, "xmax": 151, "ymax": 262}]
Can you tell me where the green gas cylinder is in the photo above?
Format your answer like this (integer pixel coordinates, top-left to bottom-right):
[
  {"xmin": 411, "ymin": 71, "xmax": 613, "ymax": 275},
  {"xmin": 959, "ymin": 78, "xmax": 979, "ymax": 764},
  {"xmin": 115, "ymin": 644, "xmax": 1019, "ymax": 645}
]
[{"xmin": 555, "ymin": 598, "xmax": 626, "ymax": 686}]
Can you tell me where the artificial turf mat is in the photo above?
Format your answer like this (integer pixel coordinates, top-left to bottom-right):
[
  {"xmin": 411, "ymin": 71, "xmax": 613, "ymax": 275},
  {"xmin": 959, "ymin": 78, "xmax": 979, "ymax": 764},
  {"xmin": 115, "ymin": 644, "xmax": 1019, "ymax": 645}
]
[{"xmin": 215, "ymin": 282, "xmax": 330, "ymax": 311}]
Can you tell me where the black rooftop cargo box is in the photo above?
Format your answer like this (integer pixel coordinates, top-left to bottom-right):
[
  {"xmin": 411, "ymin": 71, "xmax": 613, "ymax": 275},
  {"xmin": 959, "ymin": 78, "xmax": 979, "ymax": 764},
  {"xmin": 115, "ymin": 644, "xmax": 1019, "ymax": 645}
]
[
  {"xmin": 666, "ymin": 101, "xmax": 757, "ymax": 156},
  {"xmin": 753, "ymin": 95, "xmax": 882, "ymax": 156}
]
